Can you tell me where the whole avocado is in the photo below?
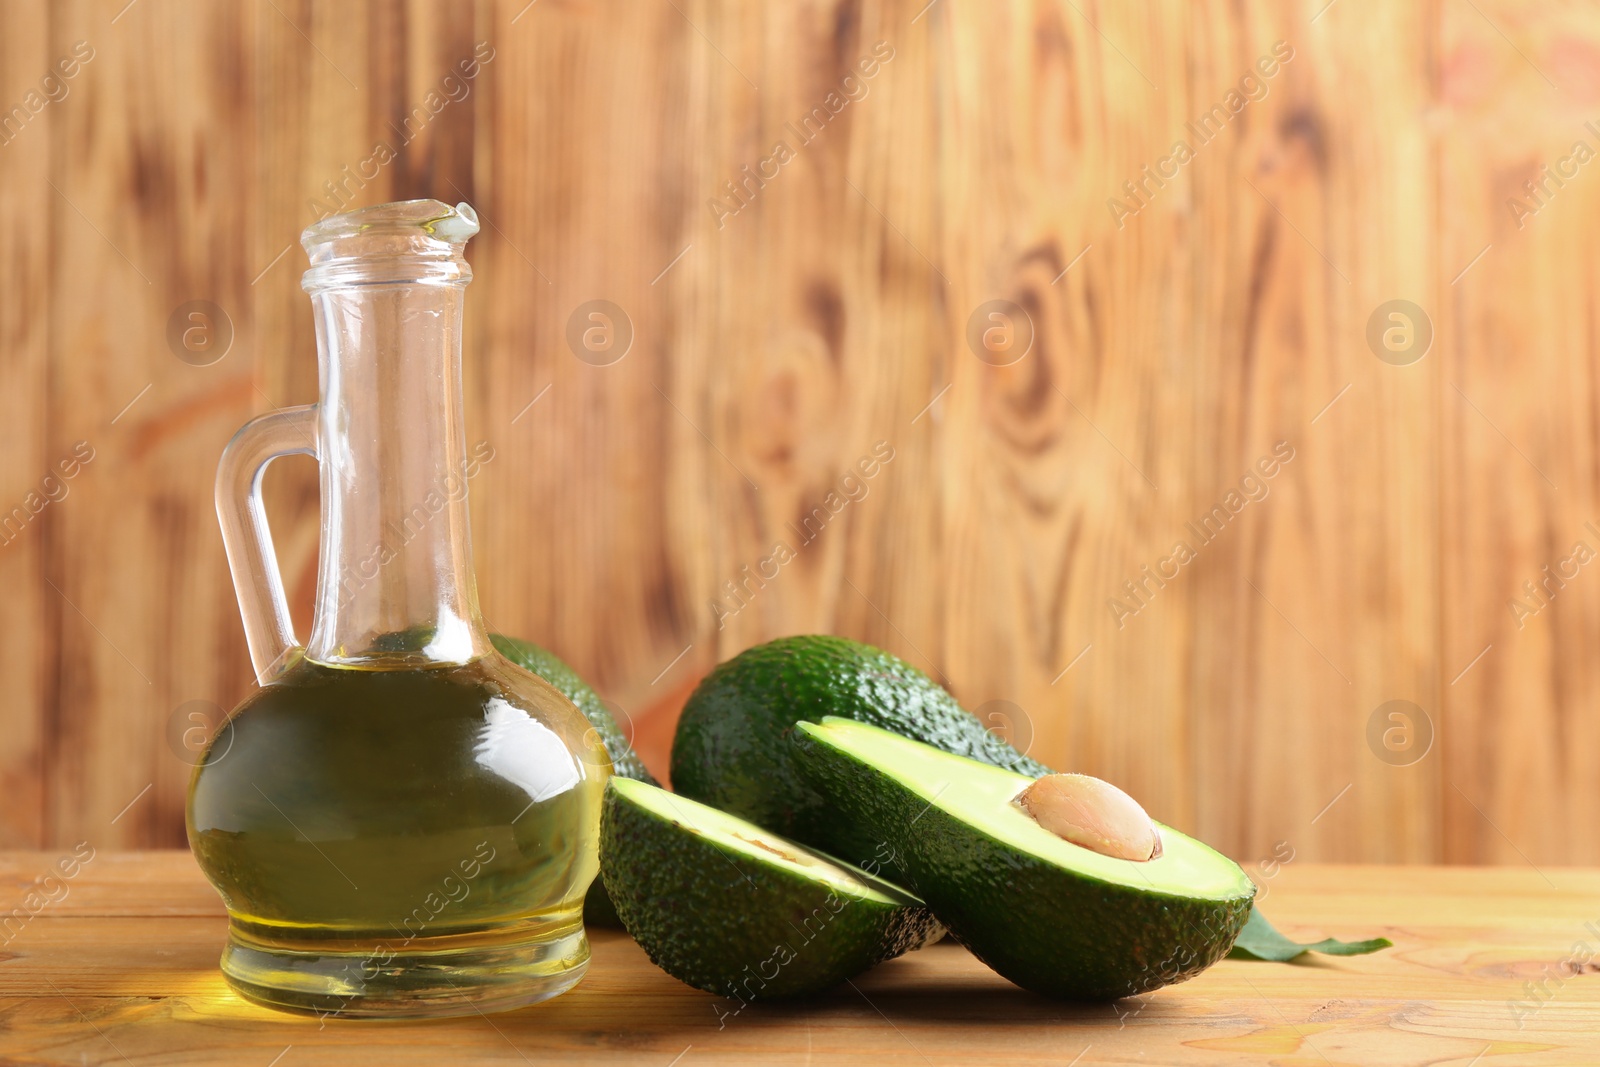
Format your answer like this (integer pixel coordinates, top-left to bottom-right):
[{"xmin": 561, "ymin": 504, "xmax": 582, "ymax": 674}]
[
  {"xmin": 491, "ymin": 633, "xmax": 657, "ymax": 926},
  {"xmin": 671, "ymin": 635, "xmax": 1049, "ymax": 845}
]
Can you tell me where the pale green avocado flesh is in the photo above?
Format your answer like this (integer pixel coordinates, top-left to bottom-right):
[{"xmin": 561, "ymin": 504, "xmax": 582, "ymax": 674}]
[
  {"xmin": 791, "ymin": 717, "xmax": 1256, "ymax": 1000},
  {"xmin": 614, "ymin": 778, "xmax": 909, "ymax": 901}
]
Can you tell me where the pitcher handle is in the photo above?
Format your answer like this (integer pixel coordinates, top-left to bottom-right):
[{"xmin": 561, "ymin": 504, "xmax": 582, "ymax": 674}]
[{"xmin": 215, "ymin": 404, "xmax": 319, "ymax": 684}]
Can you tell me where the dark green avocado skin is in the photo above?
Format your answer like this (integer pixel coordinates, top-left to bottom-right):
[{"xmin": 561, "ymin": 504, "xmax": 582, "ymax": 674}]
[
  {"xmin": 671, "ymin": 636, "xmax": 1050, "ymax": 847},
  {"xmin": 600, "ymin": 781, "xmax": 941, "ymax": 1000},
  {"xmin": 790, "ymin": 727, "xmax": 1254, "ymax": 1001},
  {"xmin": 490, "ymin": 633, "xmax": 656, "ymax": 926}
]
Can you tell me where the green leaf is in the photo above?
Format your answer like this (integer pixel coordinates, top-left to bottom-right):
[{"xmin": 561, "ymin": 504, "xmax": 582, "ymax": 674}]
[{"xmin": 1228, "ymin": 906, "xmax": 1392, "ymax": 962}]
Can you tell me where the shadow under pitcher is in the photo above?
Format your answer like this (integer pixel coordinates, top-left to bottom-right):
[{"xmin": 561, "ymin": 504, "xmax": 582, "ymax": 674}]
[{"xmin": 188, "ymin": 200, "xmax": 608, "ymax": 1019}]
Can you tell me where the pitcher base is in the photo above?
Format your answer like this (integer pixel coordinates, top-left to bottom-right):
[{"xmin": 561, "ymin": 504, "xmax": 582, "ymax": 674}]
[{"xmin": 219, "ymin": 915, "xmax": 590, "ymax": 1019}]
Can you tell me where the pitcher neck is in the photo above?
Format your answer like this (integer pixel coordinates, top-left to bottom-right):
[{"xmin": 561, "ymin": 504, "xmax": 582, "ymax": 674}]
[{"xmin": 300, "ymin": 201, "xmax": 491, "ymax": 668}]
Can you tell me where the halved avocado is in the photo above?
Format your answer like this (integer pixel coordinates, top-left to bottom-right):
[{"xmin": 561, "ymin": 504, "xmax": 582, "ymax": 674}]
[
  {"xmin": 602, "ymin": 777, "xmax": 943, "ymax": 1000},
  {"xmin": 791, "ymin": 717, "xmax": 1255, "ymax": 1001}
]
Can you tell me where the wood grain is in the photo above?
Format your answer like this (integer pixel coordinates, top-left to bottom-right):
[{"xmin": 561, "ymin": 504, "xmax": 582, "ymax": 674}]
[
  {"xmin": 0, "ymin": 0, "xmax": 50, "ymax": 852},
  {"xmin": 0, "ymin": 852, "xmax": 1596, "ymax": 1064},
  {"xmin": 0, "ymin": 0, "xmax": 1596, "ymax": 866},
  {"xmin": 1438, "ymin": 0, "xmax": 1600, "ymax": 868}
]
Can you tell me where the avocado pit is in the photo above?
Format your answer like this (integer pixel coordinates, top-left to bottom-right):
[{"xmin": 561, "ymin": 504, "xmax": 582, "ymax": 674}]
[{"xmin": 1015, "ymin": 773, "xmax": 1163, "ymax": 862}]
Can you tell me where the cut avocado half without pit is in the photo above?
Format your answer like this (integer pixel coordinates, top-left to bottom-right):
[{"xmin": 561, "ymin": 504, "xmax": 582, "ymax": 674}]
[
  {"xmin": 791, "ymin": 717, "xmax": 1256, "ymax": 1001},
  {"xmin": 601, "ymin": 777, "xmax": 943, "ymax": 1000}
]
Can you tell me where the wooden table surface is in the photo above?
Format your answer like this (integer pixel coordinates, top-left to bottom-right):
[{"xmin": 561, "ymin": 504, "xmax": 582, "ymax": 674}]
[{"xmin": 1, "ymin": 853, "xmax": 1596, "ymax": 1065}]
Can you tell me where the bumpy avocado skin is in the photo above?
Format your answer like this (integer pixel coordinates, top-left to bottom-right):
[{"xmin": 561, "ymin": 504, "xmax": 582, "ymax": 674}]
[
  {"xmin": 600, "ymin": 781, "xmax": 942, "ymax": 1000},
  {"xmin": 490, "ymin": 633, "xmax": 655, "ymax": 926},
  {"xmin": 791, "ymin": 727, "xmax": 1254, "ymax": 1001},
  {"xmin": 671, "ymin": 636, "xmax": 1049, "ymax": 846}
]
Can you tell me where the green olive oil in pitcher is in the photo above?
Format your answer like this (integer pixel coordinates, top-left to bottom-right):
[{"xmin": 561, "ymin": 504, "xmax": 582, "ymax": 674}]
[{"xmin": 188, "ymin": 201, "xmax": 608, "ymax": 1018}]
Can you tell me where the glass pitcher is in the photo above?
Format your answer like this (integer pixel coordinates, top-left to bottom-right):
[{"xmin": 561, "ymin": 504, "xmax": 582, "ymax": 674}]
[{"xmin": 188, "ymin": 200, "xmax": 608, "ymax": 1018}]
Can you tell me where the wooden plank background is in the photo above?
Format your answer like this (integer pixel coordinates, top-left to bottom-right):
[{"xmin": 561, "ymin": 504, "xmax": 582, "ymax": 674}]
[{"xmin": 0, "ymin": 0, "xmax": 1594, "ymax": 867}]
